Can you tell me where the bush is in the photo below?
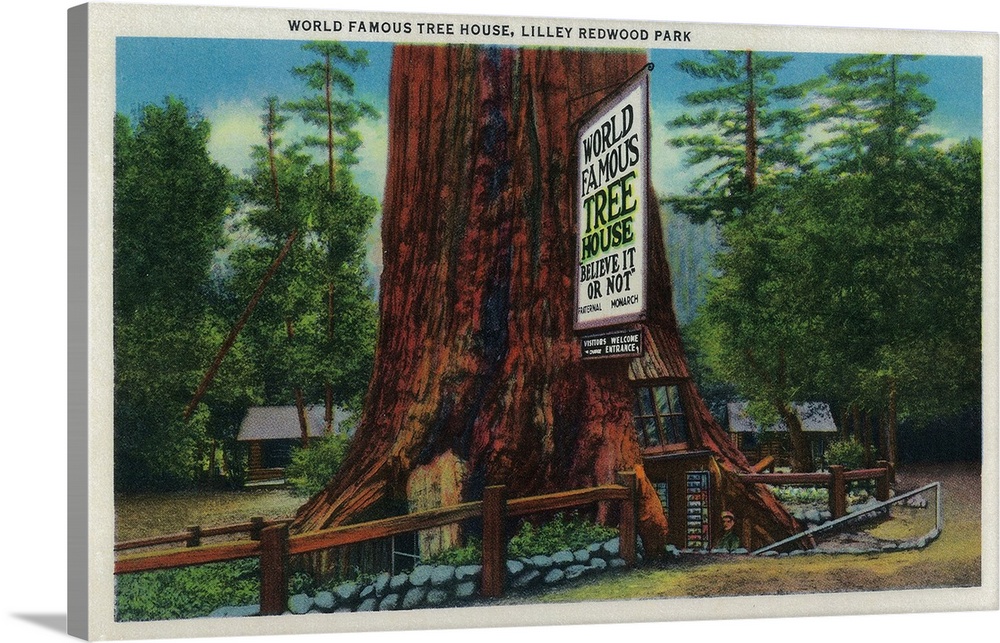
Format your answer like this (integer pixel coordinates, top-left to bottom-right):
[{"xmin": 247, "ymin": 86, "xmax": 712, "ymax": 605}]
[
  {"xmin": 825, "ymin": 437, "xmax": 873, "ymax": 470},
  {"xmin": 508, "ymin": 513, "xmax": 618, "ymax": 558},
  {"xmin": 284, "ymin": 432, "xmax": 351, "ymax": 496},
  {"xmin": 769, "ymin": 485, "xmax": 829, "ymax": 505},
  {"xmin": 424, "ymin": 537, "xmax": 483, "ymax": 566},
  {"xmin": 115, "ymin": 559, "xmax": 260, "ymax": 622},
  {"xmin": 421, "ymin": 513, "xmax": 618, "ymax": 565}
]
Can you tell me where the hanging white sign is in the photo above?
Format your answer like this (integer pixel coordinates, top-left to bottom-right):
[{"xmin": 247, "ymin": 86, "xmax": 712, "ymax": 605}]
[{"xmin": 575, "ymin": 71, "xmax": 649, "ymax": 331}]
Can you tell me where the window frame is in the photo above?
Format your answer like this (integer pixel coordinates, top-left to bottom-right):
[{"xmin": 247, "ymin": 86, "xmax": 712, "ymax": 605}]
[{"xmin": 631, "ymin": 381, "xmax": 690, "ymax": 454}]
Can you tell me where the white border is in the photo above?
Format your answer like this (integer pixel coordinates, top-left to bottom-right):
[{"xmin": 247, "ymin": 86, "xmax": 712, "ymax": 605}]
[{"xmin": 29, "ymin": 1, "xmax": 999, "ymax": 642}]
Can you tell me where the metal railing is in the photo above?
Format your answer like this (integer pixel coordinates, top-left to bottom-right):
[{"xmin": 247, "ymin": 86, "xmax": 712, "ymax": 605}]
[{"xmin": 752, "ymin": 481, "xmax": 942, "ymax": 556}]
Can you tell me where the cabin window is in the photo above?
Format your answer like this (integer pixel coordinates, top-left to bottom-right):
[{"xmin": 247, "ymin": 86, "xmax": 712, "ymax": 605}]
[{"xmin": 633, "ymin": 384, "xmax": 688, "ymax": 448}]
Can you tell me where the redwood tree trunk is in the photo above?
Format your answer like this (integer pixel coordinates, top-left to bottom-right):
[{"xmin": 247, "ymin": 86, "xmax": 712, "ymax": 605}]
[{"xmin": 293, "ymin": 45, "xmax": 798, "ymax": 551}]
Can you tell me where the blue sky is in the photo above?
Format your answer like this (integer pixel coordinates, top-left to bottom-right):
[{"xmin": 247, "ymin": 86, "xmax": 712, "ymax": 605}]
[{"xmin": 117, "ymin": 38, "xmax": 983, "ymax": 205}]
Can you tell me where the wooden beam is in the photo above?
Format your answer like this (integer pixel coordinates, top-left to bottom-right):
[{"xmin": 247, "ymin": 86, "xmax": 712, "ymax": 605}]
[{"xmin": 481, "ymin": 485, "xmax": 506, "ymax": 598}]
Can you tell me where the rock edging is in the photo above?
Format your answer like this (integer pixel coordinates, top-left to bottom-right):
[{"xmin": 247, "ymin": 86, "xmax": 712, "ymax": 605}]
[{"xmin": 209, "ymin": 537, "xmax": 632, "ymax": 618}]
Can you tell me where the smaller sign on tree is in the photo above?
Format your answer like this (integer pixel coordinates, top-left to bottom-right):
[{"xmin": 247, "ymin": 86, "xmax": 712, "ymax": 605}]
[{"xmin": 580, "ymin": 328, "xmax": 643, "ymax": 359}]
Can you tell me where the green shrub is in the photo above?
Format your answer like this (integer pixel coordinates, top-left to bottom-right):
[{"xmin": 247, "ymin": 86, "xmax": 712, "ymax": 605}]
[
  {"xmin": 825, "ymin": 437, "xmax": 872, "ymax": 471},
  {"xmin": 420, "ymin": 514, "xmax": 618, "ymax": 566},
  {"xmin": 508, "ymin": 513, "xmax": 617, "ymax": 558},
  {"xmin": 424, "ymin": 537, "xmax": 483, "ymax": 566},
  {"xmin": 115, "ymin": 559, "xmax": 260, "ymax": 622},
  {"xmin": 288, "ymin": 571, "xmax": 316, "ymax": 596},
  {"xmin": 769, "ymin": 485, "xmax": 829, "ymax": 505},
  {"xmin": 285, "ymin": 432, "xmax": 351, "ymax": 496}
]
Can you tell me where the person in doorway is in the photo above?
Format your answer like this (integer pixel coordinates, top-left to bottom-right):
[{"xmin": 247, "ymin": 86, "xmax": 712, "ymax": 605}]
[{"xmin": 715, "ymin": 511, "xmax": 741, "ymax": 551}]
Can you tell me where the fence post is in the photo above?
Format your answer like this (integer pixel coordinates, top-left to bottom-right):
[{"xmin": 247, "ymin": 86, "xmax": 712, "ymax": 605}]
[
  {"xmin": 875, "ymin": 460, "xmax": 891, "ymax": 501},
  {"xmin": 259, "ymin": 523, "xmax": 290, "ymax": 616},
  {"xmin": 481, "ymin": 485, "xmax": 507, "ymax": 598},
  {"xmin": 185, "ymin": 526, "xmax": 202, "ymax": 548},
  {"xmin": 616, "ymin": 471, "xmax": 637, "ymax": 567},
  {"xmin": 829, "ymin": 465, "xmax": 846, "ymax": 519},
  {"xmin": 250, "ymin": 517, "xmax": 265, "ymax": 541}
]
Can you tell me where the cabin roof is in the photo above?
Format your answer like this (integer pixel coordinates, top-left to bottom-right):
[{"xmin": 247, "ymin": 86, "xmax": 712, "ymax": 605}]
[
  {"xmin": 237, "ymin": 405, "xmax": 350, "ymax": 441},
  {"xmin": 726, "ymin": 401, "xmax": 838, "ymax": 434}
]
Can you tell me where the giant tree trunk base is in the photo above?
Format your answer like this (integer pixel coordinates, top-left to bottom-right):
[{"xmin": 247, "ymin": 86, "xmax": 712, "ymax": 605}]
[{"xmin": 292, "ymin": 44, "xmax": 801, "ymax": 560}]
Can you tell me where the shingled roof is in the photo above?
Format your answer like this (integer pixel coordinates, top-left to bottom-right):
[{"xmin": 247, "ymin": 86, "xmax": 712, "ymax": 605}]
[
  {"xmin": 237, "ymin": 406, "xmax": 350, "ymax": 441},
  {"xmin": 726, "ymin": 402, "xmax": 838, "ymax": 434}
]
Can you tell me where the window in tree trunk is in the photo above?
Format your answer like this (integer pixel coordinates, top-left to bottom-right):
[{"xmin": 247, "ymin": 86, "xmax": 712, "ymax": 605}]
[{"xmin": 633, "ymin": 384, "xmax": 689, "ymax": 451}]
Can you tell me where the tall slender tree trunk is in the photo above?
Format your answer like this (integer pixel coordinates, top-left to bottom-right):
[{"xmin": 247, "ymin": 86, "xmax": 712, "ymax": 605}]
[
  {"xmin": 295, "ymin": 388, "xmax": 309, "ymax": 447},
  {"xmin": 862, "ymin": 411, "xmax": 875, "ymax": 467},
  {"xmin": 325, "ymin": 281, "xmax": 335, "ymax": 432},
  {"xmin": 745, "ymin": 50, "xmax": 758, "ymax": 194},
  {"xmin": 887, "ymin": 379, "xmax": 898, "ymax": 468},
  {"xmin": 324, "ymin": 53, "xmax": 336, "ymax": 192}
]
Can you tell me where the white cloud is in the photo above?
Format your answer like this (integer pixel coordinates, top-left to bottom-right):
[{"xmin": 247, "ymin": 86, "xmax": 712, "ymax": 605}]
[
  {"xmin": 353, "ymin": 111, "xmax": 390, "ymax": 201},
  {"xmin": 204, "ymin": 99, "xmax": 261, "ymax": 177},
  {"xmin": 650, "ymin": 105, "xmax": 701, "ymax": 198}
]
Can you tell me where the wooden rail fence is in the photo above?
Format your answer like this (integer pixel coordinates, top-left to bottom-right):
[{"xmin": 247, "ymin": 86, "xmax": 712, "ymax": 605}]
[
  {"xmin": 738, "ymin": 461, "xmax": 893, "ymax": 520},
  {"xmin": 115, "ymin": 471, "xmax": 638, "ymax": 615},
  {"xmin": 115, "ymin": 517, "xmax": 286, "ymax": 552}
]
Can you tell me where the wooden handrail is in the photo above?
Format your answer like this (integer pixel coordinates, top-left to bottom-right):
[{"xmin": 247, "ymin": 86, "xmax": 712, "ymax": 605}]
[
  {"xmin": 288, "ymin": 502, "xmax": 484, "ymax": 556},
  {"xmin": 843, "ymin": 467, "xmax": 888, "ymax": 481},
  {"xmin": 114, "ymin": 481, "xmax": 633, "ymax": 573},
  {"xmin": 115, "ymin": 532, "xmax": 192, "ymax": 552},
  {"xmin": 737, "ymin": 472, "xmax": 830, "ymax": 485},
  {"xmin": 116, "ymin": 539, "xmax": 263, "ymax": 574},
  {"xmin": 507, "ymin": 484, "xmax": 628, "ymax": 517},
  {"xmin": 737, "ymin": 466, "xmax": 892, "ymax": 520},
  {"xmin": 115, "ymin": 518, "xmax": 283, "ymax": 552},
  {"xmin": 114, "ymin": 476, "xmax": 639, "ymax": 612}
]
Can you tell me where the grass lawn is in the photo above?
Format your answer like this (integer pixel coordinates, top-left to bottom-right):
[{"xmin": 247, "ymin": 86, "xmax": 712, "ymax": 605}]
[
  {"xmin": 114, "ymin": 462, "xmax": 983, "ymax": 605},
  {"xmin": 115, "ymin": 487, "xmax": 304, "ymax": 542}
]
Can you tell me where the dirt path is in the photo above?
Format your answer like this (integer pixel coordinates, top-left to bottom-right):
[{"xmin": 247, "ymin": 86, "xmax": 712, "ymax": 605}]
[
  {"xmin": 534, "ymin": 462, "xmax": 983, "ymax": 601},
  {"xmin": 115, "ymin": 487, "xmax": 304, "ymax": 542}
]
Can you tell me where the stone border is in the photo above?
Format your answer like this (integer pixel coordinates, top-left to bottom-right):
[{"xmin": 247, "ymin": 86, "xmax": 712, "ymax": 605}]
[{"xmin": 209, "ymin": 537, "xmax": 630, "ymax": 617}]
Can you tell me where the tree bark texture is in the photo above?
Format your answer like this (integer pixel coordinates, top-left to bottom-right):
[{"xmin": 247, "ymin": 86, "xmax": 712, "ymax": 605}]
[
  {"xmin": 293, "ymin": 45, "xmax": 798, "ymax": 550},
  {"xmin": 777, "ymin": 401, "xmax": 814, "ymax": 473}
]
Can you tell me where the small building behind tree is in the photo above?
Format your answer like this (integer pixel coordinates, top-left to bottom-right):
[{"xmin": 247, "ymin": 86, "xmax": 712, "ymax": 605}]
[
  {"xmin": 238, "ymin": 405, "xmax": 350, "ymax": 483},
  {"xmin": 726, "ymin": 402, "xmax": 839, "ymax": 470}
]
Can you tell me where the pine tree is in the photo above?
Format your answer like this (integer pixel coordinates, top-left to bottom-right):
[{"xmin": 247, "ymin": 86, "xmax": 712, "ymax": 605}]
[
  {"xmin": 666, "ymin": 50, "xmax": 821, "ymax": 470},
  {"xmin": 286, "ymin": 42, "xmax": 380, "ymax": 426},
  {"xmin": 813, "ymin": 54, "xmax": 938, "ymax": 175},
  {"xmin": 285, "ymin": 41, "xmax": 380, "ymax": 191},
  {"xmin": 666, "ymin": 50, "xmax": 819, "ymax": 223},
  {"xmin": 231, "ymin": 65, "xmax": 379, "ymax": 427}
]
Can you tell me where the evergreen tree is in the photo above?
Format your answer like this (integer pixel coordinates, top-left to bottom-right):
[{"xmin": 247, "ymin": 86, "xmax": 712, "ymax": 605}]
[
  {"xmin": 813, "ymin": 54, "xmax": 939, "ymax": 175},
  {"xmin": 666, "ymin": 50, "xmax": 820, "ymax": 223},
  {"xmin": 285, "ymin": 41, "xmax": 380, "ymax": 191},
  {"xmin": 230, "ymin": 46, "xmax": 379, "ymax": 425},
  {"xmin": 687, "ymin": 53, "xmax": 980, "ymax": 469},
  {"xmin": 666, "ymin": 50, "xmax": 821, "ymax": 469},
  {"xmin": 113, "ymin": 98, "xmax": 236, "ymax": 489}
]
